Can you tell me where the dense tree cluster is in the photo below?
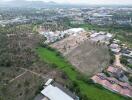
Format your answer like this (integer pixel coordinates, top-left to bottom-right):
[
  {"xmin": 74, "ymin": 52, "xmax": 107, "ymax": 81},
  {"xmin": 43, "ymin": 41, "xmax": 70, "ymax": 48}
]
[{"xmin": 0, "ymin": 33, "xmax": 11, "ymax": 67}]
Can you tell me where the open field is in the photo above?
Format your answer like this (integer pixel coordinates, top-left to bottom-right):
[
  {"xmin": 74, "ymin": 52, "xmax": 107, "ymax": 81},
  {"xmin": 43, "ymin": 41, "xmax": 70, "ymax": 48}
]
[
  {"xmin": 36, "ymin": 47, "xmax": 129, "ymax": 100},
  {"xmin": 66, "ymin": 40, "xmax": 110, "ymax": 76}
]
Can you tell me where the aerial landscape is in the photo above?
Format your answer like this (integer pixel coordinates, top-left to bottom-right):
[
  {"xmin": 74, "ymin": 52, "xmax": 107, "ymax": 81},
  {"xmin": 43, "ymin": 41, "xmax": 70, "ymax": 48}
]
[{"xmin": 0, "ymin": 0, "xmax": 132, "ymax": 100}]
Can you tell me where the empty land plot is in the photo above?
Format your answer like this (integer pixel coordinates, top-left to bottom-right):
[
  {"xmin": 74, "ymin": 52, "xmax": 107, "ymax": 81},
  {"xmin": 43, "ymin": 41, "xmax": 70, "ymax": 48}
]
[
  {"xmin": 66, "ymin": 40, "xmax": 110, "ymax": 76},
  {"xmin": 51, "ymin": 32, "xmax": 88, "ymax": 55}
]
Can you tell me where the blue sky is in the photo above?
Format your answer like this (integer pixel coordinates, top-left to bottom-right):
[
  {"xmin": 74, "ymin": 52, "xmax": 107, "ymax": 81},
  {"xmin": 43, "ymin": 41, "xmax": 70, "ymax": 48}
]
[{"xmin": 1, "ymin": 0, "xmax": 132, "ymax": 5}]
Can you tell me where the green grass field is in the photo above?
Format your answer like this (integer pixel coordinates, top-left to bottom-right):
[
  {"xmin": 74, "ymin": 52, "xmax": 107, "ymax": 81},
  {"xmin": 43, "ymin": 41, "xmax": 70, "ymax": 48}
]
[{"xmin": 36, "ymin": 47, "xmax": 130, "ymax": 100}]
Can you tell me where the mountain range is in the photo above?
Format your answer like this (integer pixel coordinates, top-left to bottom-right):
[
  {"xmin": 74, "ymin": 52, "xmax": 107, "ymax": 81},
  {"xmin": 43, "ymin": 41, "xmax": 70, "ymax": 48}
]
[{"xmin": 0, "ymin": 0, "xmax": 58, "ymax": 8}]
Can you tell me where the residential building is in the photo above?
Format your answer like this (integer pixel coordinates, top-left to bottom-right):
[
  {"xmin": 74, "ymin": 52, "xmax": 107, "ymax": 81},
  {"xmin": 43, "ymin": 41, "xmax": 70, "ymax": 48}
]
[{"xmin": 107, "ymin": 66, "xmax": 128, "ymax": 82}]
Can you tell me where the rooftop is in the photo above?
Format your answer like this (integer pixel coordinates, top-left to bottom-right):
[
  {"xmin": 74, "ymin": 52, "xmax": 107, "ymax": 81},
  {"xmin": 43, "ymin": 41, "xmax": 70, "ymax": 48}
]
[
  {"xmin": 41, "ymin": 85, "xmax": 74, "ymax": 100},
  {"xmin": 91, "ymin": 73, "xmax": 132, "ymax": 98}
]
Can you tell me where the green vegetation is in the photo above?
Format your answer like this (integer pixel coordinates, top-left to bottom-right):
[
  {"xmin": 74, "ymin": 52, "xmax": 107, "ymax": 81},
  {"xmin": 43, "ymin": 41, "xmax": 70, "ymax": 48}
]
[
  {"xmin": 120, "ymin": 56, "xmax": 132, "ymax": 69},
  {"xmin": 120, "ymin": 56, "xmax": 128, "ymax": 65},
  {"xmin": 129, "ymin": 76, "xmax": 132, "ymax": 83},
  {"xmin": 0, "ymin": 71, "xmax": 44, "ymax": 100},
  {"xmin": 0, "ymin": 24, "xmax": 48, "ymax": 100},
  {"xmin": 0, "ymin": 33, "xmax": 11, "ymax": 67},
  {"xmin": 108, "ymin": 49, "xmax": 115, "ymax": 64},
  {"xmin": 128, "ymin": 64, "xmax": 132, "ymax": 69},
  {"xmin": 36, "ymin": 47, "xmax": 130, "ymax": 100}
]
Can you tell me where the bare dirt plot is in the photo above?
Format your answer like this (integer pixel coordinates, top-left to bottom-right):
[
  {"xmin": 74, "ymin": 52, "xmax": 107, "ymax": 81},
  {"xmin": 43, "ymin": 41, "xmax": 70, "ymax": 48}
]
[
  {"xmin": 65, "ymin": 40, "xmax": 110, "ymax": 76},
  {"xmin": 51, "ymin": 32, "xmax": 88, "ymax": 55}
]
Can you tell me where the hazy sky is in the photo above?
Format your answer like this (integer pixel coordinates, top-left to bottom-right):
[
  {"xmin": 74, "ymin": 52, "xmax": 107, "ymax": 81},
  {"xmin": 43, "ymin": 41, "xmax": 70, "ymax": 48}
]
[{"xmin": 1, "ymin": 0, "xmax": 132, "ymax": 5}]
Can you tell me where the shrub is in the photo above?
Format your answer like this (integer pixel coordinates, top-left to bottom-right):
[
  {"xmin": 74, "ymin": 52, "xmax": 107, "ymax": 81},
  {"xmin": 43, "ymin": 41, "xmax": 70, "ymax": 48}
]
[
  {"xmin": 128, "ymin": 64, "xmax": 132, "ymax": 69},
  {"xmin": 120, "ymin": 56, "xmax": 128, "ymax": 65},
  {"xmin": 24, "ymin": 80, "xmax": 30, "ymax": 86}
]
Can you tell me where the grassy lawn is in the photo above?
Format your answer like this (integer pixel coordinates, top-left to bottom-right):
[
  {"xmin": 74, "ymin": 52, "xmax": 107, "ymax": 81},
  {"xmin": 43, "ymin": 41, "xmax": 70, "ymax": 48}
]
[{"xmin": 36, "ymin": 47, "xmax": 130, "ymax": 100}]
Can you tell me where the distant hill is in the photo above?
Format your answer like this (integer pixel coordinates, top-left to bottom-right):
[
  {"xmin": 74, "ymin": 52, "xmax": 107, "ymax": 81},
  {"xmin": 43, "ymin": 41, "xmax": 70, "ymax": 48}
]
[
  {"xmin": 1, "ymin": 0, "xmax": 131, "ymax": 8},
  {"xmin": 0, "ymin": 0, "xmax": 57, "ymax": 8}
]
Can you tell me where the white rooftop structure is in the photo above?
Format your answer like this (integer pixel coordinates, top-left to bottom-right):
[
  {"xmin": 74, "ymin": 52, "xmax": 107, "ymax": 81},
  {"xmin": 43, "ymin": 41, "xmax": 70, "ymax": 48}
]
[
  {"xmin": 110, "ymin": 43, "xmax": 119, "ymax": 49},
  {"xmin": 106, "ymin": 33, "xmax": 113, "ymax": 38},
  {"xmin": 64, "ymin": 28, "xmax": 85, "ymax": 35},
  {"xmin": 45, "ymin": 79, "xmax": 53, "ymax": 86},
  {"xmin": 111, "ymin": 48, "xmax": 121, "ymax": 53},
  {"xmin": 39, "ymin": 28, "xmax": 85, "ymax": 44},
  {"xmin": 90, "ymin": 32, "xmax": 100, "ymax": 38},
  {"xmin": 90, "ymin": 32, "xmax": 113, "ymax": 44},
  {"xmin": 68, "ymin": 28, "xmax": 85, "ymax": 33},
  {"xmin": 41, "ymin": 85, "xmax": 74, "ymax": 100}
]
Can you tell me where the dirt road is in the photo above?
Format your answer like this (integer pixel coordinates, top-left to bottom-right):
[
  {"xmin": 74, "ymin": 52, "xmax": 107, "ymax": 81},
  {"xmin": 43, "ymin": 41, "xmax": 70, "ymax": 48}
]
[
  {"xmin": 9, "ymin": 71, "xmax": 27, "ymax": 83},
  {"xmin": 114, "ymin": 53, "xmax": 127, "ymax": 71},
  {"xmin": 9, "ymin": 67, "xmax": 49, "ymax": 83}
]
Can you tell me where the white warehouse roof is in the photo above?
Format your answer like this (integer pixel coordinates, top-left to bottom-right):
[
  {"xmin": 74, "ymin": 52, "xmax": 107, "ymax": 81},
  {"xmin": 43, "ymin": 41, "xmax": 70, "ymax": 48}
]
[
  {"xmin": 41, "ymin": 85, "xmax": 74, "ymax": 100},
  {"xmin": 64, "ymin": 28, "xmax": 85, "ymax": 35},
  {"xmin": 68, "ymin": 28, "xmax": 84, "ymax": 33}
]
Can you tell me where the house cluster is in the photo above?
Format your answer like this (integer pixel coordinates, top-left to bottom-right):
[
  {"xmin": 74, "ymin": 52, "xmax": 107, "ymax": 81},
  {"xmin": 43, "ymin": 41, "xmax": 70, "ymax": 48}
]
[
  {"xmin": 0, "ymin": 17, "xmax": 29, "ymax": 27},
  {"xmin": 34, "ymin": 79, "xmax": 79, "ymax": 100},
  {"xmin": 109, "ymin": 38, "xmax": 132, "ymax": 55},
  {"xmin": 109, "ymin": 38, "xmax": 132, "ymax": 66},
  {"xmin": 121, "ymin": 48, "xmax": 132, "ymax": 67},
  {"xmin": 121, "ymin": 48, "xmax": 132, "ymax": 59},
  {"xmin": 91, "ymin": 66, "xmax": 132, "ymax": 98},
  {"xmin": 113, "ymin": 17, "xmax": 132, "ymax": 26},
  {"xmin": 86, "ymin": 13, "xmax": 113, "ymax": 26},
  {"xmin": 110, "ymin": 43, "xmax": 121, "ymax": 53},
  {"xmin": 85, "ymin": 13, "xmax": 132, "ymax": 26},
  {"xmin": 89, "ymin": 31, "xmax": 113, "ymax": 44},
  {"xmin": 39, "ymin": 28, "xmax": 85, "ymax": 43},
  {"xmin": 109, "ymin": 39, "xmax": 122, "ymax": 54},
  {"xmin": 56, "ymin": 7, "xmax": 132, "ymax": 27}
]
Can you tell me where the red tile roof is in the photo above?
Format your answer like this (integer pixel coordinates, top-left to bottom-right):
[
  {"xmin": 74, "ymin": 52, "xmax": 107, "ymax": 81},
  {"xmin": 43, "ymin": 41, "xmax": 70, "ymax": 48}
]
[
  {"xmin": 91, "ymin": 73, "xmax": 132, "ymax": 98},
  {"xmin": 120, "ymin": 89, "xmax": 132, "ymax": 97},
  {"xmin": 111, "ymin": 84, "xmax": 122, "ymax": 92},
  {"xmin": 107, "ymin": 66, "xmax": 122, "ymax": 74},
  {"xmin": 107, "ymin": 77, "xmax": 119, "ymax": 84}
]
